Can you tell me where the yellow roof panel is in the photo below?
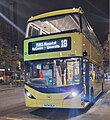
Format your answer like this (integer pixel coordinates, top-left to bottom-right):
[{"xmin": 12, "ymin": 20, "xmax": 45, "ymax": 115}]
[{"xmin": 28, "ymin": 8, "xmax": 83, "ymax": 22}]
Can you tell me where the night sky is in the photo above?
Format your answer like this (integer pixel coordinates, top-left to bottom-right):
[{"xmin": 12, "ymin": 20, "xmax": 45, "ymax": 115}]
[{"xmin": 16, "ymin": 0, "xmax": 109, "ymax": 45}]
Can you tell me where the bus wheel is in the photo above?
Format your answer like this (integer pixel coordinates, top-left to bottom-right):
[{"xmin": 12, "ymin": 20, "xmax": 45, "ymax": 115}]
[{"xmin": 90, "ymin": 87, "xmax": 94, "ymax": 103}]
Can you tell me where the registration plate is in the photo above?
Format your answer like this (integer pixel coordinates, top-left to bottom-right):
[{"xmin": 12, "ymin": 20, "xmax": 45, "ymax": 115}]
[{"xmin": 43, "ymin": 104, "xmax": 56, "ymax": 107}]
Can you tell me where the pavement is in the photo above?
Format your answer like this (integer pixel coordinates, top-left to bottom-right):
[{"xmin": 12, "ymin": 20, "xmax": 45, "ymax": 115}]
[
  {"xmin": 0, "ymin": 82, "xmax": 24, "ymax": 91},
  {"xmin": 0, "ymin": 83, "xmax": 12, "ymax": 91}
]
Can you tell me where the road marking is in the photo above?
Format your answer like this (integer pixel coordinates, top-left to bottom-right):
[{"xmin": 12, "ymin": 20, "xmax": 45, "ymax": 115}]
[
  {"xmin": 95, "ymin": 98, "xmax": 102, "ymax": 105},
  {"xmin": 22, "ymin": 108, "xmax": 30, "ymax": 111},
  {"xmin": 95, "ymin": 90, "xmax": 110, "ymax": 105},
  {"xmin": 107, "ymin": 90, "xmax": 110, "ymax": 94},
  {"xmin": 6, "ymin": 117, "xmax": 22, "ymax": 120},
  {"xmin": 0, "ymin": 90, "xmax": 16, "ymax": 96}
]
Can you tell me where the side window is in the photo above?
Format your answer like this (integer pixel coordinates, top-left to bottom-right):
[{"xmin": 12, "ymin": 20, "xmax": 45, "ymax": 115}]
[
  {"xmin": 32, "ymin": 28, "xmax": 39, "ymax": 36},
  {"xmin": 67, "ymin": 59, "xmax": 81, "ymax": 85},
  {"xmin": 82, "ymin": 16, "xmax": 96, "ymax": 47},
  {"xmin": 96, "ymin": 66, "xmax": 104, "ymax": 80},
  {"xmin": 95, "ymin": 66, "xmax": 98, "ymax": 80},
  {"xmin": 89, "ymin": 63, "xmax": 93, "ymax": 80},
  {"xmin": 89, "ymin": 63, "xmax": 95, "ymax": 80},
  {"xmin": 41, "ymin": 30, "xmax": 47, "ymax": 35},
  {"xmin": 28, "ymin": 24, "xmax": 40, "ymax": 37},
  {"xmin": 82, "ymin": 17, "xmax": 89, "ymax": 37}
]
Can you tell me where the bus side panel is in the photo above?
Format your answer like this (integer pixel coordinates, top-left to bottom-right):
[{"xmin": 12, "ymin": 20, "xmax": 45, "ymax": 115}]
[{"xmin": 82, "ymin": 35, "xmax": 103, "ymax": 98}]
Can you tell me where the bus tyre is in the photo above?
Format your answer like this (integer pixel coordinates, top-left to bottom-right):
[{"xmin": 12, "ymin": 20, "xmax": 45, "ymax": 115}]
[{"xmin": 90, "ymin": 87, "xmax": 94, "ymax": 103}]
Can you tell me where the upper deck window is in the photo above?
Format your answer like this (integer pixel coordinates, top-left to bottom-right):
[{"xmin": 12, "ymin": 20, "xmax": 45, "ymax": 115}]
[
  {"xmin": 28, "ymin": 24, "xmax": 40, "ymax": 37},
  {"xmin": 82, "ymin": 16, "xmax": 103, "ymax": 54},
  {"xmin": 26, "ymin": 14, "xmax": 80, "ymax": 38}
]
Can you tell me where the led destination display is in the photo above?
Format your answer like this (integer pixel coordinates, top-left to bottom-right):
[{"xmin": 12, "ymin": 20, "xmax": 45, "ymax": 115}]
[{"xmin": 28, "ymin": 37, "xmax": 71, "ymax": 54}]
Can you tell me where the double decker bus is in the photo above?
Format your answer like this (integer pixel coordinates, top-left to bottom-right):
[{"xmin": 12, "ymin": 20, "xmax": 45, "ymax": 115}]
[{"xmin": 24, "ymin": 7, "xmax": 104, "ymax": 108}]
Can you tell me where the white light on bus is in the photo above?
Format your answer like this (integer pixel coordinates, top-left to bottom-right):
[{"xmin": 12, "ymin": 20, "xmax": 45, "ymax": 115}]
[
  {"xmin": 26, "ymin": 91, "xmax": 32, "ymax": 97},
  {"xmin": 72, "ymin": 92, "xmax": 77, "ymax": 97},
  {"xmin": 83, "ymin": 44, "xmax": 85, "ymax": 46},
  {"xmin": 73, "ymin": 41, "xmax": 76, "ymax": 43},
  {"xmin": 25, "ymin": 90, "xmax": 36, "ymax": 99},
  {"xmin": 26, "ymin": 92, "xmax": 31, "ymax": 97},
  {"xmin": 64, "ymin": 91, "xmax": 78, "ymax": 99}
]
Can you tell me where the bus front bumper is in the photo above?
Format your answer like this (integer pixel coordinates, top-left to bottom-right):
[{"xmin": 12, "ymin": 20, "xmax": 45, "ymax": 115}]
[{"xmin": 25, "ymin": 95, "xmax": 89, "ymax": 108}]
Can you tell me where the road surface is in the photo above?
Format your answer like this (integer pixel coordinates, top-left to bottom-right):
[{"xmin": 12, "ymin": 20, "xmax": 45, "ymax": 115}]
[{"xmin": 0, "ymin": 80, "xmax": 110, "ymax": 120}]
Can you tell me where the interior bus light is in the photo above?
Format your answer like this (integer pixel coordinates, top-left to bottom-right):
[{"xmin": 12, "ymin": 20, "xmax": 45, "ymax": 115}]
[{"xmin": 44, "ymin": 21, "xmax": 60, "ymax": 32}]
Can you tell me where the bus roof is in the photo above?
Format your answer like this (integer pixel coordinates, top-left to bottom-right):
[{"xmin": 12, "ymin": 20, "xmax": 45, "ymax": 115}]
[{"xmin": 28, "ymin": 7, "xmax": 83, "ymax": 22}]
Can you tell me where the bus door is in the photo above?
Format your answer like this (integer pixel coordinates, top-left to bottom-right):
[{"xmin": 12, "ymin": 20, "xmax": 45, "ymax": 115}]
[{"xmin": 83, "ymin": 58, "xmax": 90, "ymax": 102}]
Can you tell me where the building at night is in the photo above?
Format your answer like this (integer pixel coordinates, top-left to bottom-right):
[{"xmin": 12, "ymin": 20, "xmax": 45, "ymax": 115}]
[
  {"xmin": 0, "ymin": 0, "xmax": 22, "ymax": 82},
  {"xmin": 0, "ymin": 0, "xmax": 18, "ymax": 48}
]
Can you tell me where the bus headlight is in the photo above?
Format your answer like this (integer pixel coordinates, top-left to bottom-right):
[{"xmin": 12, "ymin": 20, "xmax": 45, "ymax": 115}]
[
  {"xmin": 72, "ymin": 92, "xmax": 77, "ymax": 97},
  {"xmin": 26, "ymin": 91, "xmax": 32, "ymax": 97},
  {"xmin": 64, "ymin": 91, "xmax": 78, "ymax": 99},
  {"xmin": 25, "ymin": 89, "xmax": 36, "ymax": 99}
]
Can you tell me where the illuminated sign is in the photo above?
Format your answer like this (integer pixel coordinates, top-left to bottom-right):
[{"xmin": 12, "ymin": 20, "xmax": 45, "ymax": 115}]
[
  {"xmin": 28, "ymin": 37, "xmax": 71, "ymax": 54},
  {"xmin": 0, "ymin": 69, "xmax": 5, "ymax": 71}
]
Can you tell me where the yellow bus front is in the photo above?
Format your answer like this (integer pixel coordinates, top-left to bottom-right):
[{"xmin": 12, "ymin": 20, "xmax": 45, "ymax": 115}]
[{"xmin": 25, "ymin": 83, "xmax": 89, "ymax": 108}]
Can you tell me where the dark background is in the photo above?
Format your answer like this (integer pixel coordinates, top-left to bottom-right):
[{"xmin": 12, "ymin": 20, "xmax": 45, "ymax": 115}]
[
  {"xmin": 0, "ymin": 0, "xmax": 109, "ymax": 50},
  {"xmin": 16, "ymin": 0, "xmax": 109, "ymax": 45}
]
